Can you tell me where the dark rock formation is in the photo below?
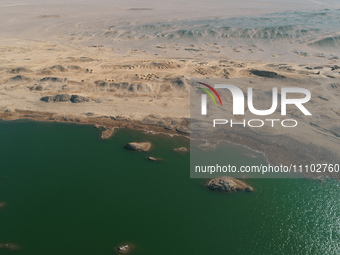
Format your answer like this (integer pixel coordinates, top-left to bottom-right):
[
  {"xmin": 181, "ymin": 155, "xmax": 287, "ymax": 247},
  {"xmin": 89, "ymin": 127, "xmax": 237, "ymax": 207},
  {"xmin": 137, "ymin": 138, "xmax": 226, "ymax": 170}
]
[
  {"xmin": 70, "ymin": 95, "xmax": 90, "ymax": 103},
  {"xmin": 176, "ymin": 127, "xmax": 190, "ymax": 134},
  {"xmin": 54, "ymin": 94, "xmax": 71, "ymax": 102},
  {"xmin": 331, "ymin": 65, "xmax": 339, "ymax": 71},
  {"xmin": 35, "ymin": 85, "xmax": 44, "ymax": 91},
  {"xmin": 40, "ymin": 94, "xmax": 70, "ymax": 102},
  {"xmin": 41, "ymin": 94, "xmax": 90, "ymax": 103},
  {"xmin": 30, "ymin": 85, "xmax": 44, "ymax": 91},
  {"xmin": 11, "ymin": 67, "xmax": 31, "ymax": 73},
  {"xmin": 49, "ymin": 65, "xmax": 66, "ymax": 72},
  {"xmin": 97, "ymin": 82, "xmax": 109, "ymax": 87},
  {"xmin": 10, "ymin": 75, "xmax": 30, "ymax": 81},
  {"xmin": 125, "ymin": 142, "xmax": 151, "ymax": 152},
  {"xmin": 40, "ymin": 96, "xmax": 53, "ymax": 102},
  {"xmin": 40, "ymin": 77, "xmax": 67, "ymax": 82},
  {"xmin": 10, "ymin": 75, "xmax": 22, "ymax": 81},
  {"xmin": 250, "ymin": 70, "xmax": 286, "ymax": 78},
  {"xmin": 206, "ymin": 177, "xmax": 253, "ymax": 192}
]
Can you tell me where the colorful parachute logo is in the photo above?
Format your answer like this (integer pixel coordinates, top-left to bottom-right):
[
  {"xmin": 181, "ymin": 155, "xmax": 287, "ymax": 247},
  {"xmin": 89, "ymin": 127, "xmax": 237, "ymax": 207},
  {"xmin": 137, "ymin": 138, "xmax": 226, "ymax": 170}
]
[{"xmin": 197, "ymin": 82, "xmax": 223, "ymax": 106}]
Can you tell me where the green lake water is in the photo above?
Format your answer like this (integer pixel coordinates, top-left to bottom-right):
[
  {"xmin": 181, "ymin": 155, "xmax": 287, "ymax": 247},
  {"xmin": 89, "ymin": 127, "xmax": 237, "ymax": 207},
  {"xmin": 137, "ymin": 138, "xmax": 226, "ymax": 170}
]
[{"xmin": 0, "ymin": 120, "xmax": 338, "ymax": 255}]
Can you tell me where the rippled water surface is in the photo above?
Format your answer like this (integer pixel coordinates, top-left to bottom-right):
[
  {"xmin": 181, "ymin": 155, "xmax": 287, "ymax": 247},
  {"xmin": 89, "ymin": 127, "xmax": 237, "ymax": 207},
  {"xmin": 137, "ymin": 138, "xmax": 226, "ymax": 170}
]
[{"xmin": 0, "ymin": 121, "xmax": 338, "ymax": 254}]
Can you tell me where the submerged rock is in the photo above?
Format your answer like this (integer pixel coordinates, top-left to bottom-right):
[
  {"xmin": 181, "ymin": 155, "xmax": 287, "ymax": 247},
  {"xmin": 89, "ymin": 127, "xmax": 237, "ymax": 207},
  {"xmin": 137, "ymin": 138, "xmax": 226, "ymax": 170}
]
[
  {"xmin": 0, "ymin": 202, "xmax": 6, "ymax": 209},
  {"xmin": 206, "ymin": 177, "xmax": 253, "ymax": 192},
  {"xmin": 115, "ymin": 243, "xmax": 134, "ymax": 254},
  {"xmin": 0, "ymin": 243, "xmax": 20, "ymax": 251},
  {"xmin": 148, "ymin": 156, "xmax": 162, "ymax": 161},
  {"xmin": 125, "ymin": 142, "xmax": 151, "ymax": 152},
  {"xmin": 174, "ymin": 147, "xmax": 188, "ymax": 152},
  {"xmin": 117, "ymin": 244, "xmax": 130, "ymax": 254}
]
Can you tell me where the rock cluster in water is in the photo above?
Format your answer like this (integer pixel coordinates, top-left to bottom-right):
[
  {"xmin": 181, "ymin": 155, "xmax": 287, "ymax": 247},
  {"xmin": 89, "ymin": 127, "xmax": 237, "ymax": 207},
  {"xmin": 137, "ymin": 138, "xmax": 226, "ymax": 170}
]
[
  {"xmin": 206, "ymin": 177, "xmax": 253, "ymax": 192},
  {"xmin": 125, "ymin": 142, "xmax": 151, "ymax": 152}
]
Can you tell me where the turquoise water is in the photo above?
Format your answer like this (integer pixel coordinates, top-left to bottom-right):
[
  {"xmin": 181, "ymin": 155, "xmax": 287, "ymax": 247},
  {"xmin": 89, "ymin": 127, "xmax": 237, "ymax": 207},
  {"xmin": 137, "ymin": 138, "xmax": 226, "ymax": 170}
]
[{"xmin": 0, "ymin": 121, "xmax": 338, "ymax": 254}]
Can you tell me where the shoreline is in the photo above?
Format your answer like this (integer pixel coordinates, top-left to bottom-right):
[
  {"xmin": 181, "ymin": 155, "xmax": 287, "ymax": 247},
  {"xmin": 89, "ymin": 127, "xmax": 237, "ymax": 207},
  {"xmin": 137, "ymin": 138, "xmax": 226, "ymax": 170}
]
[
  {"xmin": 1, "ymin": 110, "xmax": 338, "ymax": 180},
  {"xmin": 0, "ymin": 109, "xmax": 189, "ymax": 138}
]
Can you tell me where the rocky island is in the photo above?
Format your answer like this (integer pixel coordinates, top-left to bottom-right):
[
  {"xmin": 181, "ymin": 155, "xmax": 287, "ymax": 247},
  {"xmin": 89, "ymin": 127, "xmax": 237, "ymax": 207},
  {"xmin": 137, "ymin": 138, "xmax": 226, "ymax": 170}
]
[
  {"xmin": 125, "ymin": 142, "xmax": 152, "ymax": 152},
  {"xmin": 206, "ymin": 177, "xmax": 254, "ymax": 192}
]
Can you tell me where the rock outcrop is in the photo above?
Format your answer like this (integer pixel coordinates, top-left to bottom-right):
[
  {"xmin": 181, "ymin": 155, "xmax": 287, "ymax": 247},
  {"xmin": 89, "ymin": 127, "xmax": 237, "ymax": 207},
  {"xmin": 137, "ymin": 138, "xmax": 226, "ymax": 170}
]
[
  {"xmin": 125, "ymin": 142, "xmax": 151, "ymax": 152},
  {"xmin": 10, "ymin": 75, "xmax": 30, "ymax": 81},
  {"xmin": 54, "ymin": 94, "xmax": 71, "ymax": 102},
  {"xmin": 115, "ymin": 243, "xmax": 134, "ymax": 254},
  {"xmin": 30, "ymin": 84, "xmax": 44, "ymax": 91},
  {"xmin": 250, "ymin": 70, "xmax": 286, "ymax": 78},
  {"xmin": 70, "ymin": 95, "xmax": 90, "ymax": 103},
  {"xmin": 41, "ymin": 94, "xmax": 90, "ymax": 103},
  {"xmin": 174, "ymin": 147, "xmax": 188, "ymax": 152},
  {"xmin": 40, "ymin": 77, "xmax": 67, "ymax": 82},
  {"xmin": 206, "ymin": 177, "xmax": 253, "ymax": 192},
  {"xmin": 41, "ymin": 94, "xmax": 70, "ymax": 102},
  {"xmin": 11, "ymin": 67, "xmax": 31, "ymax": 73},
  {"xmin": 117, "ymin": 244, "xmax": 130, "ymax": 254},
  {"xmin": 40, "ymin": 96, "xmax": 52, "ymax": 102}
]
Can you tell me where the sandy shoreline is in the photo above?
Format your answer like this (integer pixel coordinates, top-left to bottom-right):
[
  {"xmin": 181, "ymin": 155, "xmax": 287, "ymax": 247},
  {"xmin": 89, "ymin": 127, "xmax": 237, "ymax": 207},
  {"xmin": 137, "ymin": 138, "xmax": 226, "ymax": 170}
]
[
  {"xmin": 0, "ymin": 109, "xmax": 188, "ymax": 138},
  {"xmin": 1, "ymin": 108, "xmax": 339, "ymax": 180}
]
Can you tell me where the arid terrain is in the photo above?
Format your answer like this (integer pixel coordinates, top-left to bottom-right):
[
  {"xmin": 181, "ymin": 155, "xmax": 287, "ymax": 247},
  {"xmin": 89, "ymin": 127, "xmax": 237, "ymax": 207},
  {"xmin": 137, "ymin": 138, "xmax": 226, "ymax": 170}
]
[{"xmin": 1, "ymin": 0, "xmax": 340, "ymax": 177}]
